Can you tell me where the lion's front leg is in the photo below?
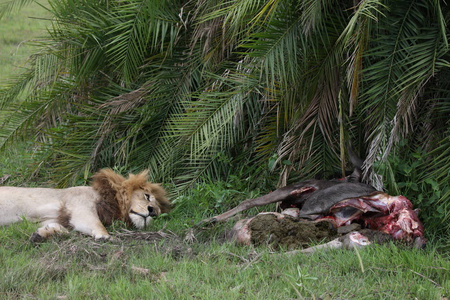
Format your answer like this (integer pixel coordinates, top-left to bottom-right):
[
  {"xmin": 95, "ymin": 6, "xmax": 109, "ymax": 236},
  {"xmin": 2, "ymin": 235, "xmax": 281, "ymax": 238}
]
[
  {"xmin": 31, "ymin": 223, "xmax": 69, "ymax": 243},
  {"xmin": 69, "ymin": 210, "xmax": 111, "ymax": 240},
  {"xmin": 72, "ymin": 221, "xmax": 111, "ymax": 240}
]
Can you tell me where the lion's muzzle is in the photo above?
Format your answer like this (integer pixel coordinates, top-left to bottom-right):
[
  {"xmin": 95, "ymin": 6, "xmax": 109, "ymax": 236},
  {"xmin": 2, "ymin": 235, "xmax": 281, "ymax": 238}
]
[
  {"xmin": 130, "ymin": 206, "xmax": 157, "ymax": 218},
  {"xmin": 147, "ymin": 206, "xmax": 157, "ymax": 217},
  {"xmin": 129, "ymin": 206, "xmax": 158, "ymax": 228}
]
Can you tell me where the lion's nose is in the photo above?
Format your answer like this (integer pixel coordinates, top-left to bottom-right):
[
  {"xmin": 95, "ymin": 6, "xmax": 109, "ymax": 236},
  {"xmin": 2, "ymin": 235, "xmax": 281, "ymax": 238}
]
[{"xmin": 148, "ymin": 206, "xmax": 157, "ymax": 217}]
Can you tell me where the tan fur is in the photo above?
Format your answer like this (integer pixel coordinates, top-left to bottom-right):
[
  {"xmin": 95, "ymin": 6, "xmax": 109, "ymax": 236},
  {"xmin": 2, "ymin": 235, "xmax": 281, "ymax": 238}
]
[{"xmin": 0, "ymin": 169, "xmax": 170, "ymax": 241}]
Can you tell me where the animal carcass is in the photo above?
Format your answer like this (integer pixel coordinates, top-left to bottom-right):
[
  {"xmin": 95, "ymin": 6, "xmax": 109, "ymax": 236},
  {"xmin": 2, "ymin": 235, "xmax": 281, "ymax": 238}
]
[{"xmin": 202, "ymin": 179, "xmax": 426, "ymax": 248}]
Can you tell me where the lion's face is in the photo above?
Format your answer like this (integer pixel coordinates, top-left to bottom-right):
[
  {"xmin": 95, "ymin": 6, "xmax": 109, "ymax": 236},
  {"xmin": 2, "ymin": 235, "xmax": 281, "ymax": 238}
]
[{"xmin": 128, "ymin": 190, "xmax": 162, "ymax": 229}]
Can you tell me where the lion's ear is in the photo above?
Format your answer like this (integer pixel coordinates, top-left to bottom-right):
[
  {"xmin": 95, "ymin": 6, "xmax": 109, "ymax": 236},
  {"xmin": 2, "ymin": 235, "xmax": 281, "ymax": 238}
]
[
  {"xmin": 124, "ymin": 169, "xmax": 149, "ymax": 190},
  {"xmin": 136, "ymin": 169, "xmax": 149, "ymax": 178}
]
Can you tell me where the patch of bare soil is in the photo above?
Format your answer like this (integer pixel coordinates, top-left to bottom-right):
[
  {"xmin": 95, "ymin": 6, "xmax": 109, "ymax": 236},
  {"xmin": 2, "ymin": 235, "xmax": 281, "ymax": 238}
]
[
  {"xmin": 36, "ymin": 229, "xmax": 187, "ymax": 277},
  {"xmin": 114, "ymin": 229, "xmax": 178, "ymax": 243},
  {"xmin": 248, "ymin": 214, "xmax": 337, "ymax": 250}
]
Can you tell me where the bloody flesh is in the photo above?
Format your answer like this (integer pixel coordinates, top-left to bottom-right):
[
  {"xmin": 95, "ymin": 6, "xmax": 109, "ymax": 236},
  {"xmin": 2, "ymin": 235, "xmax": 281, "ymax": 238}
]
[{"xmin": 314, "ymin": 192, "xmax": 425, "ymax": 243}]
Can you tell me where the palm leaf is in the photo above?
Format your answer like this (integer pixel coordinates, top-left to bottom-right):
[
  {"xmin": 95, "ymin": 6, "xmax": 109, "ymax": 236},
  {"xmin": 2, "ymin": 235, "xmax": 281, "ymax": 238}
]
[{"xmin": 359, "ymin": 0, "xmax": 449, "ymax": 187}]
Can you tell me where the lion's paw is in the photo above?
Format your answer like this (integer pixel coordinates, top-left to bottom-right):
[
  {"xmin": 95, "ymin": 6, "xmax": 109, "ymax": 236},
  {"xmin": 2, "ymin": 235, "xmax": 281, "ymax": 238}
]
[
  {"xmin": 30, "ymin": 232, "xmax": 45, "ymax": 244},
  {"xmin": 94, "ymin": 234, "xmax": 111, "ymax": 242}
]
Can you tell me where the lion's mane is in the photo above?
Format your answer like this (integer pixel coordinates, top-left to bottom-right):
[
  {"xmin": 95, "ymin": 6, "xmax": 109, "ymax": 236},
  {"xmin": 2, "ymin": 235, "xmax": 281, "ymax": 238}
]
[{"xmin": 92, "ymin": 169, "xmax": 170, "ymax": 226}]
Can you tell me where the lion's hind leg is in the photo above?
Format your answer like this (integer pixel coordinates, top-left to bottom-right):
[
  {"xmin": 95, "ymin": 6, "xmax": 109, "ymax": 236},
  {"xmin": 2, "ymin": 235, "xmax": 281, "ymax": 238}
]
[{"xmin": 31, "ymin": 222, "xmax": 69, "ymax": 243}]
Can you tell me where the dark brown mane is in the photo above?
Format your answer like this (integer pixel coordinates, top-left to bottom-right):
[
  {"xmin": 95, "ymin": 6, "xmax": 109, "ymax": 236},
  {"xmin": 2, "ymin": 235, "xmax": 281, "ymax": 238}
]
[
  {"xmin": 148, "ymin": 183, "xmax": 171, "ymax": 213},
  {"xmin": 91, "ymin": 169, "xmax": 131, "ymax": 226}
]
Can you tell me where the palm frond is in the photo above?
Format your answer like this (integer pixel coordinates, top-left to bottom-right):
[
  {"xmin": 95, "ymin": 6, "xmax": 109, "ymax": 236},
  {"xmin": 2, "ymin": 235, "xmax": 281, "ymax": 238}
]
[
  {"xmin": 106, "ymin": 1, "xmax": 181, "ymax": 84},
  {"xmin": 161, "ymin": 67, "xmax": 259, "ymax": 190},
  {"xmin": 239, "ymin": 5, "xmax": 303, "ymax": 90},
  {"xmin": 360, "ymin": 0, "xmax": 449, "ymax": 187},
  {"xmin": 340, "ymin": 0, "xmax": 386, "ymax": 115}
]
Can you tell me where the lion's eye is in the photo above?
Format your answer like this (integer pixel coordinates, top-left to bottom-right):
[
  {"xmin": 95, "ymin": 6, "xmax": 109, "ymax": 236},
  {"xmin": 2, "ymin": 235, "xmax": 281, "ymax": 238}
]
[{"xmin": 144, "ymin": 194, "xmax": 151, "ymax": 201}]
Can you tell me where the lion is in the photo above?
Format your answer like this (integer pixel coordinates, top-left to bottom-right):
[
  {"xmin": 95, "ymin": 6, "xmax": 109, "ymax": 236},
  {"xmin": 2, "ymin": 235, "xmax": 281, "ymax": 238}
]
[{"xmin": 0, "ymin": 168, "xmax": 170, "ymax": 242}]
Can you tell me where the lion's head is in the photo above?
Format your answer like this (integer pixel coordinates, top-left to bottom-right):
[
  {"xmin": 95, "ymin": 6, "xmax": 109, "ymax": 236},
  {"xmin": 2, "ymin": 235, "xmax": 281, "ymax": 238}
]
[{"xmin": 91, "ymin": 169, "xmax": 170, "ymax": 228}]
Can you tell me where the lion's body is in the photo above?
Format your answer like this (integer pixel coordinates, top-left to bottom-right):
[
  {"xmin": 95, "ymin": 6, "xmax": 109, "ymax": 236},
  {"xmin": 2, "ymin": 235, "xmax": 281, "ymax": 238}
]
[
  {"xmin": 0, "ymin": 186, "xmax": 95, "ymax": 225},
  {"xmin": 0, "ymin": 169, "xmax": 170, "ymax": 241}
]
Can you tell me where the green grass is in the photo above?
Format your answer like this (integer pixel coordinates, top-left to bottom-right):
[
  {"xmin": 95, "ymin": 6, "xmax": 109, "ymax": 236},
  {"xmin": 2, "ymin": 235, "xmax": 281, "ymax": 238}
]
[
  {"xmin": 0, "ymin": 219, "xmax": 449, "ymax": 299},
  {"xmin": 0, "ymin": 0, "xmax": 50, "ymax": 84}
]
